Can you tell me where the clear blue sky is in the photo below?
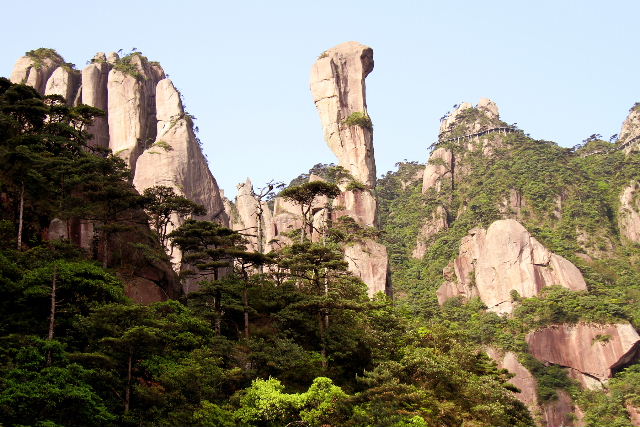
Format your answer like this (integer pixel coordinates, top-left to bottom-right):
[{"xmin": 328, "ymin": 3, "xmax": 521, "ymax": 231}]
[{"xmin": 1, "ymin": 1, "xmax": 637, "ymax": 197}]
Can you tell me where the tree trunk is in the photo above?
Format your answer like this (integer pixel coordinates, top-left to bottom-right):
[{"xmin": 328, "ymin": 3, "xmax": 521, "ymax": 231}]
[
  {"xmin": 102, "ymin": 230, "xmax": 109, "ymax": 269},
  {"xmin": 214, "ymin": 287, "xmax": 222, "ymax": 335},
  {"xmin": 243, "ymin": 286, "xmax": 249, "ymax": 339},
  {"xmin": 17, "ymin": 181, "xmax": 24, "ymax": 251},
  {"xmin": 124, "ymin": 350, "xmax": 132, "ymax": 414},
  {"xmin": 300, "ymin": 205, "xmax": 306, "ymax": 243},
  {"xmin": 46, "ymin": 264, "xmax": 58, "ymax": 366},
  {"xmin": 318, "ymin": 311, "xmax": 327, "ymax": 369}
]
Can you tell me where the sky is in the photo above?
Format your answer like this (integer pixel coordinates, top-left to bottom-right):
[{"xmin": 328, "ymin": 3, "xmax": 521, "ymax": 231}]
[{"xmin": 1, "ymin": 1, "xmax": 638, "ymax": 197}]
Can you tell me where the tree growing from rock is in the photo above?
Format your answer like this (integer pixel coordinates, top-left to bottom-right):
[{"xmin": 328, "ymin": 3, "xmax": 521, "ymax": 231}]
[
  {"xmin": 142, "ymin": 185, "xmax": 206, "ymax": 248},
  {"xmin": 279, "ymin": 181, "xmax": 340, "ymax": 242}
]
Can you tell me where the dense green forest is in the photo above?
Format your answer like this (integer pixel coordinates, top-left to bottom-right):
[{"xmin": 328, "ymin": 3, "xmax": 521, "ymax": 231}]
[
  {"xmin": 3, "ymin": 73, "xmax": 640, "ymax": 427},
  {"xmin": 377, "ymin": 109, "xmax": 640, "ymax": 426},
  {"xmin": 0, "ymin": 79, "xmax": 533, "ymax": 426}
]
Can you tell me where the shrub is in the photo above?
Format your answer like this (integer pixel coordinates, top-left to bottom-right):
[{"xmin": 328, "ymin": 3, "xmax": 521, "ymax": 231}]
[{"xmin": 343, "ymin": 112, "xmax": 372, "ymax": 130}]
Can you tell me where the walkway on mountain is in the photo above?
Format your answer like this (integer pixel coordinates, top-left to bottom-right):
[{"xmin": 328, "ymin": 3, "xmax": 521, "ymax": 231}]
[{"xmin": 430, "ymin": 126, "xmax": 522, "ymax": 150}]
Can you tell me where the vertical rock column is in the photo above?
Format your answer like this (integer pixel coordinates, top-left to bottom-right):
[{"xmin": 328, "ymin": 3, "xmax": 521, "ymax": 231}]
[
  {"xmin": 81, "ymin": 53, "xmax": 112, "ymax": 148},
  {"xmin": 310, "ymin": 42, "xmax": 391, "ymax": 297},
  {"xmin": 133, "ymin": 78, "xmax": 228, "ymax": 292},
  {"xmin": 10, "ymin": 52, "xmax": 64, "ymax": 94},
  {"xmin": 107, "ymin": 54, "xmax": 164, "ymax": 172}
]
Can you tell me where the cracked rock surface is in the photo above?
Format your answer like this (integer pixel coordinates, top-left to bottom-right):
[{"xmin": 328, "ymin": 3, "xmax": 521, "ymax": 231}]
[
  {"xmin": 527, "ymin": 323, "xmax": 640, "ymax": 388},
  {"xmin": 437, "ymin": 219, "xmax": 587, "ymax": 314}
]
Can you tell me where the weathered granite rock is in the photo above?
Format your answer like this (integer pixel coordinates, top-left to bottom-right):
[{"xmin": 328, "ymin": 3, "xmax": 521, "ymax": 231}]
[
  {"xmin": 619, "ymin": 105, "xmax": 640, "ymax": 154},
  {"xmin": 413, "ymin": 205, "xmax": 448, "ymax": 258},
  {"xmin": 10, "ymin": 51, "xmax": 64, "ymax": 94},
  {"xmin": 47, "ymin": 218, "xmax": 69, "ymax": 241},
  {"xmin": 133, "ymin": 78, "xmax": 228, "ymax": 249},
  {"xmin": 423, "ymin": 99, "xmax": 507, "ymax": 194},
  {"xmin": 44, "ymin": 66, "xmax": 80, "ymax": 104},
  {"xmin": 231, "ymin": 179, "xmax": 275, "ymax": 252},
  {"xmin": 437, "ymin": 219, "xmax": 587, "ymax": 314},
  {"xmin": 620, "ymin": 182, "xmax": 640, "ymax": 243},
  {"xmin": 108, "ymin": 54, "xmax": 164, "ymax": 171},
  {"xmin": 439, "ymin": 98, "xmax": 502, "ymax": 138},
  {"xmin": 627, "ymin": 404, "xmax": 640, "ymax": 427},
  {"xmin": 125, "ymin": 277, "xmax": 167, "ymax": 305},
  {"xmin": 542, "ymin": 389, "xmax": 580, "ymax": 427},
  {"xmin": 82, "ymin": 54, "xmax": 112, "ymax": 148},
  {"xmin": 527, "ymin": 323, "xmax": 640, "ymax": 387},
  {"xmin": 332, "ymin": 189, "xmax": 377, "ymax": 227},
  {"xmin": 486, "ymin": 348, "xmax": 539, "ymax": 414},
  {"xmin": 310, "ymin": 41, "xmax": 376, "ymax": 188},
  {"xmin": 303, "ymin": 41, "xmax": 391, "ymax": 298},
  {"xmin": 344, "ymin": 239, "xmax": 390, "ymax": 297},
  {"xmin": 422, "ymin": 147, "xmax": 453, "ymax": 193}
]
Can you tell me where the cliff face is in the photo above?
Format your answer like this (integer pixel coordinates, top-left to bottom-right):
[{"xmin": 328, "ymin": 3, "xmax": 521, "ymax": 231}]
[
  {"xmin": 437, "ymin": 219, "xmax": 587, "ymax": 314},
  {"xmin": 107, "ymin": 54, "xmax": 164, "ymax": 172},
  {"xmin": 527, "ymin": 323, "xmax": 640, "ymax": 388},
  {"xmin": 10, "ymin": 50, "xmax": 64, "ymax": 94},
  {"xmin": 619, "ymin": 181, "xmax": 640, "ymax": 243},
  {"xmin": 619, "ymin": 105, "xmax": 640, "ymax": 154},
  {"xmin": 10, "ymin": 49, "xmax": 227, "ymax": 301},
  {"xmin": 81, "ymin": 53, "xmax": 111, "ymax": 148}
]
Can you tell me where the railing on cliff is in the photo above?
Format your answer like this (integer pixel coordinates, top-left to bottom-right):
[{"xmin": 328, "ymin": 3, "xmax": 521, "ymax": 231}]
[{"xmin": 429, "ymin": 126, "xmax": 522, "ymax": 151}]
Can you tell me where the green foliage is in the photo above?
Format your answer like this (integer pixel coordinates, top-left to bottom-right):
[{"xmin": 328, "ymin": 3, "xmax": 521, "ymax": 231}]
[
  {"xmin": 519, "ymin": 353, "xmax": 575, "ymax": 402},
  {"xmin": 25, "ymin": 48, "xmax": 68, "ymax": 70},
  {"xmin": 343, "ymin": 111, "xmax": 373, "ymax": 130},
  {"xmin": 152, "ymin": 140, "xmax": 173, "ymax": 152},
  {"xmin": 113, "ymin": 52, "xmax": 148, "ymax": 80}
]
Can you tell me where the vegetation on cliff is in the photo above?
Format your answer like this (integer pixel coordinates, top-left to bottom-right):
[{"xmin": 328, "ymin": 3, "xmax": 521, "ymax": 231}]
[
  {"xmin": 378, "ymin": 119, "xmax": 640, "ymax": 423},
  {"xmin": 0, "ymin": 80, "xmax": 531, "ymax": 426}
]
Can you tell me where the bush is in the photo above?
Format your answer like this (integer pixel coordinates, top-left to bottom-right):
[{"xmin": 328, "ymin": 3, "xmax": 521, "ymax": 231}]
[{"xmin": 343, "ymin": 112, "xmax": 372, "ymax": 130}]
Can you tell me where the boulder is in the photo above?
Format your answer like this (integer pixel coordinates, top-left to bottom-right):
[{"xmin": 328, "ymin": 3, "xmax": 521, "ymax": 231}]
[
  {"xmin": 437, "ymin": 219, "xmax": 587, "ymax": 314},
  {"xmin": 619, "ymin": 182, "xmax": 640, "ymax": 243},
  {"xmin": 527, "ymin": 323, "xmax": 640, "ymax": 387},
  {"xmin": 125, "ymin": 277, "xmax": 167, "ymax": 305},
  {"xmin": 542, "ymin": 389, "xmax": 580, "ymax": 427},
  {"xmin": 232, "ymin": 179, "xmax": 274, "ymax": 252},
  {"xmin": 344, "ymin": 238, "xmax": 391, "ymax": 297},
  {"xmin": 332, "ymin": 189, "xmax": 377, "ymax": 227},
  {"xmin": 310, "ymin": 41, "xmax": 376, "ymax": 189}
]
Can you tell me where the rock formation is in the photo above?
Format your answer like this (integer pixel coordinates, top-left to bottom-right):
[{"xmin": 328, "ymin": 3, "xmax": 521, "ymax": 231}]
[
  {"xmin": 422, "ymin": 98, "xmax": 508, "ymax": 194},
  {"xmin": 10, "ymin": 50, "xmax": 65, "ymax": 94},
  {"xmin": 309, "ymin": 42, "xmax": 391, "ymax": 297},
  {"xmin": 486, "ymin": 348, "xmax": 540, "ymax": 414},
  {"xmin": 44, "ymin": 66, "xmax": 80, "ymax": 104},
  {"xmin": 81, "ymin": 53, "xmax": 112, "ymax": 148},
  {"xmin": 527, "ymin": 323, "xmax": 640, "ymax": 388},
  {"xmin": 133, "ymin": 78, "xmax": 228, "ymax": 272},
  {"xmin": 437, "ymin": 219, "xmax": 587, "ymax": 314},
  {"xmin": 11, "ymin": 50, "xmax": 228, "ymax": 301},
  {"xmin": 619, "ymin": 182, "xmax": 640, "ymax": 243},
  {"xmin": 619, "ymin": 105, "xmax": 640, "ymax": 154},
  {"xmin": 226, "ymin": 179, "xmax": 275, "ymax": 252},
  {"xmin": 310, "ymin": 41, "xmax": 376, "ymax": 188},
  {"xmin": 413, "ymin": 205, "xmax": 448, "ymax": 259},
  {"xmin": 344, "ymin": 239, "xmax": 391, "ymax": 297},
  {"xmin": 107, "ymin": 53, "xmax": 165, "ymax": 171}
]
